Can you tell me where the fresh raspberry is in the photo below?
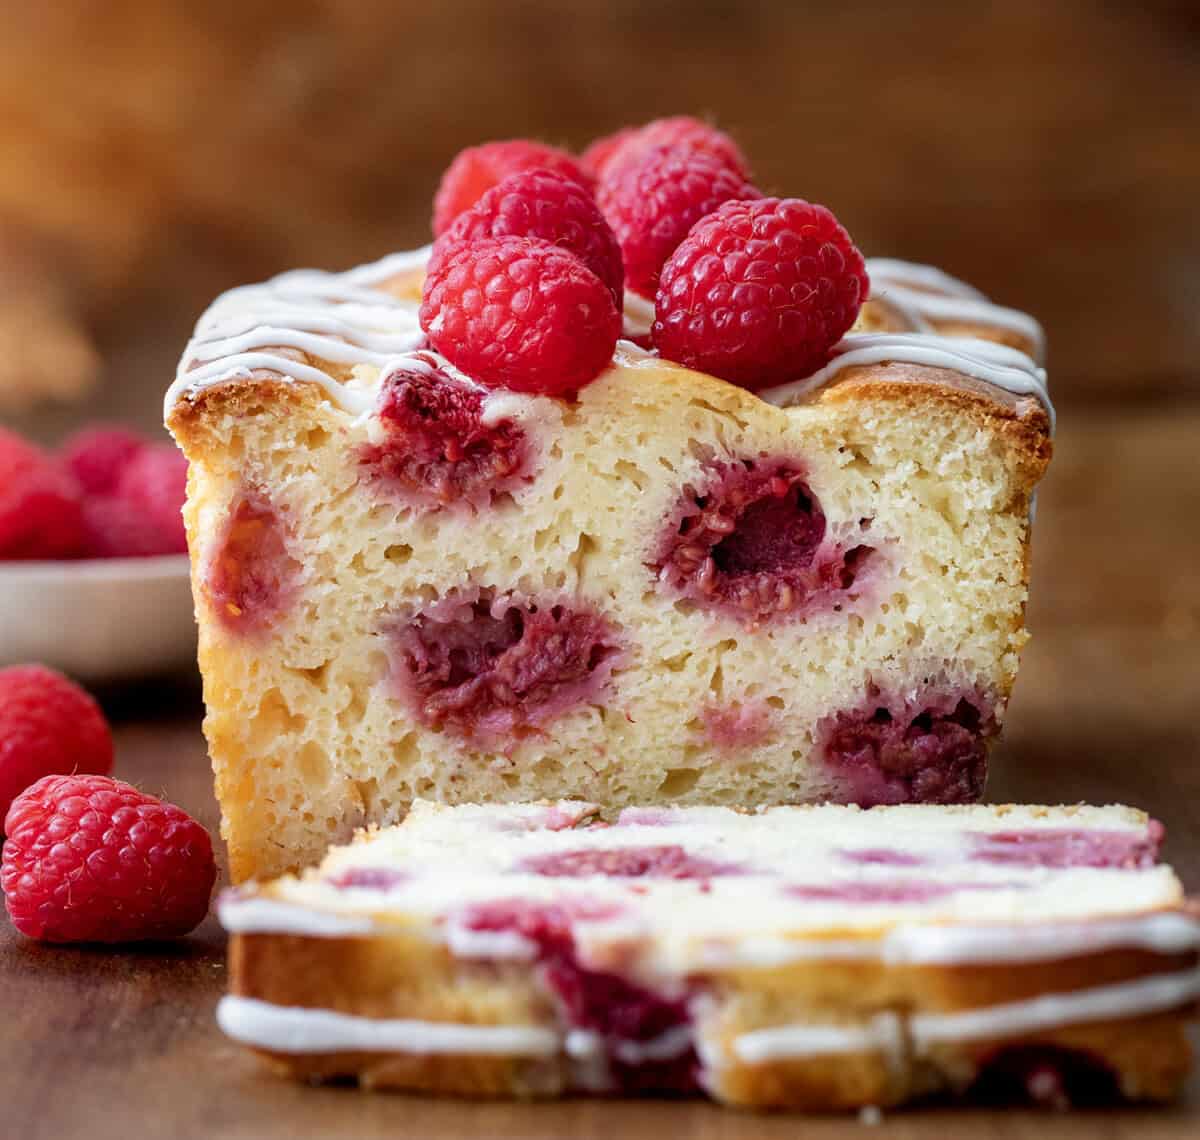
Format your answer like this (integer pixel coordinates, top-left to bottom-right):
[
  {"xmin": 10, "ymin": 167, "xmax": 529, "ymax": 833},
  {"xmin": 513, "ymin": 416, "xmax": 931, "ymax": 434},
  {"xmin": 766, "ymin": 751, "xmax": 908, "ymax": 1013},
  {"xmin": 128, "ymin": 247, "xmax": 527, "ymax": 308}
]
[
  {"xmin": 597, "ymin": 144, "xmax": 760, "ymax": 299},
  {"xmin": 80, "ymin": 494, "xmax": 177, "ymax": 558},
  {"xmin": 653, "ymin": 198, "xmax": 868, "ymax": 388},
  {"xmin": 0, "ymin": 427, "xmax": 86, "ymax": 560},
  {"xmin": 59, "ymin": 425, "xmax": 146, "ymax": 494},
  {"xmin": 2, "ymin": 773, "xmax": 215, "ymax": 942},
  {"xmin": 579, "ymin": 126, "xmax": 640, "ymax": 179},
  {"xmin": 420, "ymin": 236, "xmax": 621, "ymax": 396},
  {"xmin": 593, "ymin": 116, "xmax": 749, "ymax": 180},
  {"xmin": 111, "ymin": 444, "xmax": 189, "ymax": 554},
  {"xmin": 0, "ymin": 665, "xmax": 113, "ymax": 826},
  {"xmin": 431, "ymin": 140, "xmax": 593, "ymax": 237},
  {"xmin": 432, "ymin": 169, "xmax": 623, "ymax": 305}
]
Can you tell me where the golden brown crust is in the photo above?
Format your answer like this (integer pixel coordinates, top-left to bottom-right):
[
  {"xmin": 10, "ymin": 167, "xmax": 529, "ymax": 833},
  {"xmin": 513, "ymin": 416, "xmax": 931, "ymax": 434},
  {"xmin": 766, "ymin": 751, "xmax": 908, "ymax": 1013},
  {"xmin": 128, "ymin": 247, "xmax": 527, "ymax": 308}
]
[
  {"xmin": 168, "ymin": 374, "xmax": 331, "ymax": 456},
  {"xmin": 813, "ymin": 362, "xmax": 1052, "ymax": 499}
]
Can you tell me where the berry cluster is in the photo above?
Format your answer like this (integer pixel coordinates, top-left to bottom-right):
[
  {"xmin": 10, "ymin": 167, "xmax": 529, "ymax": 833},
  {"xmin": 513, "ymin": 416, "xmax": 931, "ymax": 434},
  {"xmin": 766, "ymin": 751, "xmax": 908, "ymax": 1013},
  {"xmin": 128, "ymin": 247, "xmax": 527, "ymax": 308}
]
[
  {"xmin": 421, "ymin": 116, "xmax": 867, "ymax": 396},
  {"xmin": 0, "ymin": 665, "xmax": 215, "ymax": 942},
  {"xmin": 0, "ymin": 423, "xmax": 188, "ymax": 561}
]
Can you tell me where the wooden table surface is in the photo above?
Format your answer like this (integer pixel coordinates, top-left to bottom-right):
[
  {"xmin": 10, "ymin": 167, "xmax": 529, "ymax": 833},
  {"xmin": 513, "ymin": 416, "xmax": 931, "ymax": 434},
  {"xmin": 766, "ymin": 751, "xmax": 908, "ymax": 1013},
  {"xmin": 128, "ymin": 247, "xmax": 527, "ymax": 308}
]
[{"xmin": 3, "ymin": 403, "xmax": 1198, "ymax": 1139}]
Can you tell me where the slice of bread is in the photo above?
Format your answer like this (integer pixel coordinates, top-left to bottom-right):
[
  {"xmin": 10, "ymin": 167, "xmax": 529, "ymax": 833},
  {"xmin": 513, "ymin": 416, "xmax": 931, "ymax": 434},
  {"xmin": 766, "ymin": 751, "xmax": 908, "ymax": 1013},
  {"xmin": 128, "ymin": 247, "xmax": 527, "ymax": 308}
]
[
  {"xmin": 217, "ymin": 800, "xmax": 1198, "ymax": 1108},
  {"xmin": 167, "ymin": 249, "xmax": 1051, "ymax": 882}
]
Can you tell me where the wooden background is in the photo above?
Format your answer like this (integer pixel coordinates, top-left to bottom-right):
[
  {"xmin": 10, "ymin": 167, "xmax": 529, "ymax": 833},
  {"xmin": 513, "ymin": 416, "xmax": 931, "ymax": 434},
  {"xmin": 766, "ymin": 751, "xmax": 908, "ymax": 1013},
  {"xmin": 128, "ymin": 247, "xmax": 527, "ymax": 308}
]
[
  {"xmin": 1, "ymin": 0, "xmax": 1199, "ymax": 435},
  {"xmin": 1, "ymin": 1, "xmax": 1198, "ymax": 1135}
]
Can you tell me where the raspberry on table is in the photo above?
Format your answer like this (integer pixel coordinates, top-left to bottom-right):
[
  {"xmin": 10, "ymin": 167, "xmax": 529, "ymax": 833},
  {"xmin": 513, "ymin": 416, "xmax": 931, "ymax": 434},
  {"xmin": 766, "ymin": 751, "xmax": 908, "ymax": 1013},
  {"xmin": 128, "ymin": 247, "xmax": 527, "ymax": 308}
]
[
  {"xmin": 652, "ymin": 197, "xmax": 869, "ymax": 388},
  {"xmin": 589, "ymin": 116, "xmax": 749, "ymax": 180},
  {"xmin": 432, "ymin": 139, "xmax": 593, "ymax": 237},
  {"xmin": 0, "ymin": 664, "xmax": 113, "ymax": 824},
  {"xmin": 0, "ymin": 426, "xmax": 86, "ymax": 560},
  {"xmin": 597, "ymin": 144, "xmax": 761, "ymax": 299},
  {"xmin": 420, "ymin": 236, "xmax": 622, "ymax": 396},
  {"xmin": 2, "ymin": 773, "xmax": 216, "ymax": 942},
  {"xmin": 59, "ymin": 425, "xmax": 146, "ymax": 494},
  {"xmin": 432, "ymin": 169, "xmax": 624, "ymax": 305}
]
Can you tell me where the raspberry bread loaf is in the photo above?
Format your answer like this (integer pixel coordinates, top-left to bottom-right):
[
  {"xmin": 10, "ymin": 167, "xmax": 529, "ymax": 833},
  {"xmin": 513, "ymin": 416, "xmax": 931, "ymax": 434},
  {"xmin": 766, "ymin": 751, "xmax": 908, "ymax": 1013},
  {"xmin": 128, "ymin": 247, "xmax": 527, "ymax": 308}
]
[
  {"xmin": 167, "ymin": 249, "xmax": 1050, "ymax": 881},
  {"xmin": 167, "ymin": 124, "xmax": 1052, "ymax": 881},
  {"xmin": 217, "ymin": 800, "xmax": 1198, "ymax": 1108}
]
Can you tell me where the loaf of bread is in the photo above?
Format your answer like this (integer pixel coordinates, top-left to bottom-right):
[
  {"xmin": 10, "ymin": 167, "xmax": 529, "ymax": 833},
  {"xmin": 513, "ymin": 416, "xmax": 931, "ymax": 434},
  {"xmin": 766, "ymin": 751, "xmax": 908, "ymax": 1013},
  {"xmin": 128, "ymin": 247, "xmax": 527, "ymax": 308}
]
[{"xmin": 167, "ymin": 248, "xmax": 1051, "ymax": 882}]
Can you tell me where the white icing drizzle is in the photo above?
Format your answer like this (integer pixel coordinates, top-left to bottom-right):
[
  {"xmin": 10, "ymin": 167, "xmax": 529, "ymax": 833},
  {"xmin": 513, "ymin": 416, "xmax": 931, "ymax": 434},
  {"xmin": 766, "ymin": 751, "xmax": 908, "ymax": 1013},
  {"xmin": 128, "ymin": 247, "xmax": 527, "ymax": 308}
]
[
  {"xmin": 217, "ymin": 995, "xmax": 560, "ymax": 1057},
  {"xmin": 882, "ymin": 912, "xmax": 1200, "ymax": 964},
  {"xmin": 165, "ymin": 243, "xmax": 1051, "ymax": 447},
  {"xmin": 866, "ymin": 259, "xmax": 988, "ymax": 302},
  {"xmin": 341, "ymin": 245, "xmax": 433, "ymax": 287},
  {"xmin": 727, "ymin": 968, "xmax": 1200, "ymax": 1063},
  {"xmin": 621, "ymin": 291, "xmax": 656, "ymax": 340},
  {"xmin": 908, "ymin": 966, "xmax": 1200, "ymax": 1046},
  {"xmin": 733, "ymin": 1013, "xmax": 903, "ymax": 1064},
  {"xmin": 444, "ymin": 924, "xmax": 538, "ymax": 962},
  {"xmin": 866, "ymin": 258, "xmax": 1045, "ymax": 363},
  {"xmin": 217, "ymin": 894, "xmax": 379, "ymax": 937},
  {"xmin": 758, "ymin": 333, "xmax": 1054, "ymax": 433},
  {"xmin": 701, "ymin": 912, "xmax": 1200, "ymax": 969},
  {"xmin": 164, "ymin": 254, "xmax": 427, "ymax": 420},
  {"xmin": 612, "ymin": 1024, "xmax": 695, "ymax": 1065}
]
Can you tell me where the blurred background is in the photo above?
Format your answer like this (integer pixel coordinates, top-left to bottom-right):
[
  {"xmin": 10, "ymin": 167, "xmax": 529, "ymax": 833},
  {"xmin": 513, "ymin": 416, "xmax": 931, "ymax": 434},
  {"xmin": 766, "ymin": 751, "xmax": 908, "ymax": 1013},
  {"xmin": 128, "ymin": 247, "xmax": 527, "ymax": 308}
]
[{"xmin": 0, "ymin": 0, "xmax": 1196, "ymax": 806}]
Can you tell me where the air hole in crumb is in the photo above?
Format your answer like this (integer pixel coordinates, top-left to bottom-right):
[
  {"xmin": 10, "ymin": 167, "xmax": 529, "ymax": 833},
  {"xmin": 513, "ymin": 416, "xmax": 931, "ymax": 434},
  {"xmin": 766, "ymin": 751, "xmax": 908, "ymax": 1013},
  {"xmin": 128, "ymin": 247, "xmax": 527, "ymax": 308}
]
[{"xmin": 658, "ymin": 768, "xmax": 701, "ymax": 797}]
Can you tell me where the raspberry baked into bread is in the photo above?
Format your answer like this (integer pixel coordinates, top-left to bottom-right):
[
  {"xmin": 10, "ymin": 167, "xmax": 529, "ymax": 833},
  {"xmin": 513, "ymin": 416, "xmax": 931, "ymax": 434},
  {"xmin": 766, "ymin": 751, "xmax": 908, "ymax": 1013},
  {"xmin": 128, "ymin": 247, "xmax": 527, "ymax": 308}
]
[
  {"xmin": 167, "ymin": 122, "xmax": 1053, "ymax": 882},
  {"xmin": 217, "ymin": 800, "xmax": 1199, "ymax": 1108}
]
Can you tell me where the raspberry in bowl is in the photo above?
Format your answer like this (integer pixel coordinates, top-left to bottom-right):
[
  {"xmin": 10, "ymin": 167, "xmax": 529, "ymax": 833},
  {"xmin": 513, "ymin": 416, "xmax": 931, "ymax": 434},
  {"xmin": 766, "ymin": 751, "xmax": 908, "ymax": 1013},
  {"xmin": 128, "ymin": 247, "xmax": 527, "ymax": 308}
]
[{"xmin": 0, "ymin": 424, "xmax": 195, "ymax": 681}]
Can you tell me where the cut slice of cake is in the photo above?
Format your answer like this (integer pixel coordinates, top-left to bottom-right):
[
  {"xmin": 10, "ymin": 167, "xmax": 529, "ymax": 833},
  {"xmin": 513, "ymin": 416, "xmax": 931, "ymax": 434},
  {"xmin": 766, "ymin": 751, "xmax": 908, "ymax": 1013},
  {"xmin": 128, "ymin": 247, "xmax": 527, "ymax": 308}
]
[
  {"xmin": 217, "ymin": 800, "xmax": 1199, "ymax": 1109},
  {"xmin": 167, "ymin": 244, "xmax": 1052, "ymax": 882}
]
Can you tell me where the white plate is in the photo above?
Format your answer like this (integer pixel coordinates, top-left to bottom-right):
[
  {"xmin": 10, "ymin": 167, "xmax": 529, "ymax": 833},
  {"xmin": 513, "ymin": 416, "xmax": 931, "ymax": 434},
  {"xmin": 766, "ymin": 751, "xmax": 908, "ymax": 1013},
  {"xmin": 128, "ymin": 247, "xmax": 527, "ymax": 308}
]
[{"xmin": 0, "ymin": 555, "xmax": 197, "ymax": 683}]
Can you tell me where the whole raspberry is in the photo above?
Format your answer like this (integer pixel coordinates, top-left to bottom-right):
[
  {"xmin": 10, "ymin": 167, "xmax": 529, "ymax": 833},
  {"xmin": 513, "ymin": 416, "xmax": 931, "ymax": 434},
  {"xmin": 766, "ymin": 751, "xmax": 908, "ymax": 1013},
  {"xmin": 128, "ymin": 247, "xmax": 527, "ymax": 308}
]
[
  {"xmin": 579, "ymin": 126, "xmax": 640, "ymax": 179},
  {"xmin": 111, "ymin": 444, "xmax": 189, "ymax": 554},
  {"xmin": 653, "ymin": 198, "xmax": 869, "ymax": 388},
  {"xmin": 59, "ymin": 425, "xmax": 146, "ymax": 494},
  {"xmin": 2, "ymin": 773, "xmax": 216, "ymax": 942},
  {"xmin": 432, "ymin": 140, "xmax": 593, "ymax": 237},
  {"xmin": 0, "ymin": 664, "xmax": 113, "ymax": 827},
  {"xmin": 81, "ymin": 494, "xmax": 178, "ymax": 558},
  {"xmin": 420, "ymin": 236, "xmax": 621, "ymax": 396},
  {"xmin": 432, "ymin": 169, "xmax": 623, "ymax": 305},
  {"xmin": 591, "ymin": 116, "xmax": 749, "ymax": 180},
  {"xmin": 0, "ymin": 426, "xmax": 85, "ymax": 560},
  {"xmin": 598, "ymin": 145, "xmax": 761, "ymax": 300}
]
